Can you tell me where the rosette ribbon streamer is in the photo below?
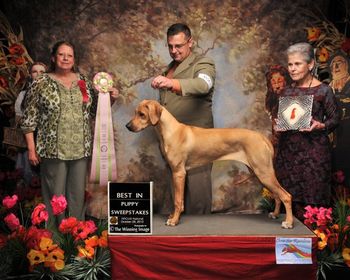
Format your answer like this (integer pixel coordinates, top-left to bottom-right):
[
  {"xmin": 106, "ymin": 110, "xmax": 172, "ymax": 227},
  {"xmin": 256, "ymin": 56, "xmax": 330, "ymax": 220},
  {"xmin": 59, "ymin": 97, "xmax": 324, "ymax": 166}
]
[{"xmin": 89, "ymin": 72, "xmax": 117, "ymax": 186}]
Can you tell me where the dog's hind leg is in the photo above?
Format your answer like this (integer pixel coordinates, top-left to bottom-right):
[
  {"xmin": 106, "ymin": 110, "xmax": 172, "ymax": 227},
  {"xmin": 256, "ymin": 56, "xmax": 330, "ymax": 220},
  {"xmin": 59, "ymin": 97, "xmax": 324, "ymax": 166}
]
[
  {"xmin": 166, "ymin": 169, "xmax": 186, "ymax": 226},
  {"xmin": 255, "ymin": 173, "xmax": 293, "ymax": 229},
  {"xmin": 268, "ymin": 195, "xmax": 281, "ymax": 219}
]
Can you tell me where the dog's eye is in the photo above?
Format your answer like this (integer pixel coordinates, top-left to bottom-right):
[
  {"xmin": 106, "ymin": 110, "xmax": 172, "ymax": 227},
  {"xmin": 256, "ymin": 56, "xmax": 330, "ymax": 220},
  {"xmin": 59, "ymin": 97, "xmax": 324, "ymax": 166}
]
[{"xmin": 138, "ymin": 112, "xmax": 146, "ymax": 118}]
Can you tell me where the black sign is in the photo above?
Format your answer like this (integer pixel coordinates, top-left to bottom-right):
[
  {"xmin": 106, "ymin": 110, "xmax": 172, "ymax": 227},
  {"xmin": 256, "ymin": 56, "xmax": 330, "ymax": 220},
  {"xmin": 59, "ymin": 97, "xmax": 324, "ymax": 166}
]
[{"xmin": 108, "ymin": 182, "xmax": 152, "ymax": 235}]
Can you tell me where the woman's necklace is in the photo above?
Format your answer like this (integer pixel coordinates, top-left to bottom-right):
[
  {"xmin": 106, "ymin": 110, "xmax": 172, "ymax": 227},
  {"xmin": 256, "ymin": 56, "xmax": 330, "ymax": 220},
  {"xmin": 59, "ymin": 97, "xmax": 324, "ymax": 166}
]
[{"xmin": 307, "ymin": 76, "xmax": 313, "ymax": 89}]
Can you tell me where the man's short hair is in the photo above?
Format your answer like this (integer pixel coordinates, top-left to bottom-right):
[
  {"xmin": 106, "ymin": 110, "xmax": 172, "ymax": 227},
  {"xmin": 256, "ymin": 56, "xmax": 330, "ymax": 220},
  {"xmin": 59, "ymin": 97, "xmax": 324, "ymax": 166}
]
[{"xmin": 167, "ymin": 23, "xmax": 191, "ymax": 38}]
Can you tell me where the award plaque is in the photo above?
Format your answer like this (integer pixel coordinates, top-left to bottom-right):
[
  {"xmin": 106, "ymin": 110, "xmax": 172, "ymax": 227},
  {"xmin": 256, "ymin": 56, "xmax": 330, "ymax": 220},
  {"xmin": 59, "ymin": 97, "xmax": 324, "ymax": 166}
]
[{"xmin": 276, "ymin": 95, "xmax": 313, "ymax": 131}]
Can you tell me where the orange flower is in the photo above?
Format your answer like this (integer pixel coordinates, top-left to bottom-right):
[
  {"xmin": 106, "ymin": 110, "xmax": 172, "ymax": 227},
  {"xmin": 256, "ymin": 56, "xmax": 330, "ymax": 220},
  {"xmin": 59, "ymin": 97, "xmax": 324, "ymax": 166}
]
[
  {"xmin": 317, "ymin": 47, "xmax": 329, "ymax": 63},
  {"xmin": 307, "ymin": 27, "xmax": 321, "ymax": 42},
  {"xmin": 314, "ymin": 229, "xmax": 328, "ymax": 250},
  {"xmin": 39, "ymin": 237, "xmax": 58, "ymax": 252},
  {"xmin": 98, "ymin": 230, "xmax": 108, "ymax": 247},
  {"xmin": 342, "ymin": 248, "xmax": 350, "ymax": 267},
  {"xmin": 45, "ymin": 247, "xmax": 65, "ymax": 271},
  {"xmin": 261, "ymin": 188, "xmax": 272, "ymax": 199},
  {"xmin": 77, "ymin": 245, "xmax": 95, "ymax": 259},
  {"xmin": 27, "ymin": 249, "xmax": 45, "ymax": 266},
  {"xmin": 9, "ymin": 43, "xmax": 25, "ymax": 56},
  {"xmin": 85, "ymin": 235, "xmax": 99, "ymax": 248}
]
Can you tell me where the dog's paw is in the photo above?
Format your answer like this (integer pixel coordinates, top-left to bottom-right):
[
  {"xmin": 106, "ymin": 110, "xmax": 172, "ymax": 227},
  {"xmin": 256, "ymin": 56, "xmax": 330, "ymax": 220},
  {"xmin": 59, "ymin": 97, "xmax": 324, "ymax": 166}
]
[
  {"xmin": 268, "ymin": 212, "xmax": 279, "ymax": 219},
  {"xmin": 165, "ymin": 218, "xmax": 179, "ymax": 226},
  {"xmin": 281, "ymin": 221, "xmax": 293, "ymax": 229}
]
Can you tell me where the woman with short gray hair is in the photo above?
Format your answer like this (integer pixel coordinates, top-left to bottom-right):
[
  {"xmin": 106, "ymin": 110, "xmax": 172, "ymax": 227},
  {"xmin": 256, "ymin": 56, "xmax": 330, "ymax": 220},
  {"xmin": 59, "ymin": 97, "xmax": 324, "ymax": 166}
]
[{"xmin": 273, "ymin": 42, "xmax": 340, "ymax": 221}]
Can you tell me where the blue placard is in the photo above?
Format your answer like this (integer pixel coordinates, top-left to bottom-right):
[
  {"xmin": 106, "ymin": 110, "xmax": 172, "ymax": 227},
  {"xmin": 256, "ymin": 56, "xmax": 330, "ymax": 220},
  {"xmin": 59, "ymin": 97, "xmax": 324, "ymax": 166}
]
[{"xmin": 108, "ymin": 182, "xmax": 153, "ymax": 235}]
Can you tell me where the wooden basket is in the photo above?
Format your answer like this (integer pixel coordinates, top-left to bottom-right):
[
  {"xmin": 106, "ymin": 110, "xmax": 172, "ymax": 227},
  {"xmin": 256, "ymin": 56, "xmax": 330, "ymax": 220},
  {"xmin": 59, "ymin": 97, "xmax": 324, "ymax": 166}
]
[{"xmin": 3, "ymin": 127, "xmax": 27, "ymax": 148}]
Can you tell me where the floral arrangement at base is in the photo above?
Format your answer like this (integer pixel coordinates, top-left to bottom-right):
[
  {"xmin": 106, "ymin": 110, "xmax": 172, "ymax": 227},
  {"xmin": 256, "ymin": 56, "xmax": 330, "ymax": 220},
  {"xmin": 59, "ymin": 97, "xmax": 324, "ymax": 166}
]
[
  {"xmin": 304, "ymin": 199, "xmax": 350, "ymax": 279},
  {"xmin": 259, "ymin": 170, "xmax": 350, "ymax": 280},
  {"xmin": 0, "ymin": 193, "xmax": 111, "ymax": 280}
]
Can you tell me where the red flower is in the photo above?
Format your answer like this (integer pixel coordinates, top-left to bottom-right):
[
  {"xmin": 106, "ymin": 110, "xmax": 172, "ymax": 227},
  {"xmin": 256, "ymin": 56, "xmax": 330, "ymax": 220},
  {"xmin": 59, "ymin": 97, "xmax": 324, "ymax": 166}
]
[
  {"xmin": 50, "ymin": 195, "xmax": 67, "ymax": 216},
  {"xmin": 4, "ymin": 213, "xmax": 20, "ymax": 231},
  {"xmin": 9, "ymin": 43, "xmax": 25, "ymax": 56},
  {"xmin": 71, "ymin": 220, "xmax": 97, "ymax": 241},
  {"xmin": 0, "ymin": 233, "xmax": 7, "ymax": 249},
  {"xmin": 0, "ymin": 76, "xmax": 8, "ymax": 89},
  {"xmin": 333, "ymin": 170, "xmax": 345, "ymax": 184},
  {"xmin": 8, "ymin": 225, "xmax": 26, "ymax": 241},
  {"xmin": 2, "ymin": 194, "xmax": 18, "ymax": 209},
  {"xmin": 25, "ymin": 226, "xmax": 52, "ymax": 250},
  {"xmin": 341, "ymin": 38, "xmax": 350, "ymax": 55},
  {"xmin": 31, "ymin": 203, "xmax": 49, "ymax": 225},
  {"xmin": 77, "ymin": 80, "xmax": 89, "ymax": 103},
  {"xmin": 9, "ymin": 56, "xmax": 26, "ymax": 66},
  {"xmin": 58, "ymin": 217, "xmax": 78, "ymax": 234}
]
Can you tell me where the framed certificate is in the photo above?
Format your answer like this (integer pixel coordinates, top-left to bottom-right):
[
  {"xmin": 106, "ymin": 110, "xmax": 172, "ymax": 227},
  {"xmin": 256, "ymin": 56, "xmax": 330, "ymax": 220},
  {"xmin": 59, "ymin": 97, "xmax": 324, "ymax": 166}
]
[{"xmin": 276, "ymin": 95, "xmax": 313, "ymax": 131}]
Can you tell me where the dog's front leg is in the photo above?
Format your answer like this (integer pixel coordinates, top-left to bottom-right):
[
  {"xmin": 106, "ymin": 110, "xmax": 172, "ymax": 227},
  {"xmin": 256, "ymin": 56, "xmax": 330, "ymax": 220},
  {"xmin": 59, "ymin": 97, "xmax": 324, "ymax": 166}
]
[{"xmin": 166, "ymin": 170, "xmax": 186, "ymax": 226}]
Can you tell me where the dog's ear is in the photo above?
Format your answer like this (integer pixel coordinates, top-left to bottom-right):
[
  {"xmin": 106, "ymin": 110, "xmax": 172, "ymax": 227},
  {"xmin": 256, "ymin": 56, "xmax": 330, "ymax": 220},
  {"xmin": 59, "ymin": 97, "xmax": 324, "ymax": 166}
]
[{"xmin": 146, "ymin": 101, "xmax": 162, "ymax": 125}]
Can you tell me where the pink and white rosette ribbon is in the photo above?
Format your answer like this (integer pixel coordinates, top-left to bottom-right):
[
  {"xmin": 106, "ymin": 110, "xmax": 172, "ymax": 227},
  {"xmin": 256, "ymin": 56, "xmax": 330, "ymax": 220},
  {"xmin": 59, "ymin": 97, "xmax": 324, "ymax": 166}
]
[{"xmin": 89, "ymin": 72, "xmax": 117, "ymax": 186}]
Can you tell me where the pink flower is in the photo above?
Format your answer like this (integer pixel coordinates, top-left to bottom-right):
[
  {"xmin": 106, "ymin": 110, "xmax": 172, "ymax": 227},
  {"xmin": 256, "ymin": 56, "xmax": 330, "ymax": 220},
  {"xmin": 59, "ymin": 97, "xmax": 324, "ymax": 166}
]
[
  {"xmin": 50, "ymin": 195, "xmax": 67, "ymax": 216},
  {"xmin": 316, "ymin": 207, "xmax": 333, "ymax": 227},
  {"xmin": 4, "ymin": 213, "xmax": 20, "ymax": 231},
  {"xmin": 304, "ymin": 205, "xmax": 318, "ymax": 223},
  {"xmin": 347, "ymin": 216, "xmax": 350, "ymax": 223},
  {"xmin": 31, "ymin": 203, "xmax": 49, "ymax": 225},
  {"xmin": 2, "ymin": 194, "xmax": 18, "ymax": 209},
  {"xmin": 58, "ymin": 217, "xmax": 78, "ymax": 234}
]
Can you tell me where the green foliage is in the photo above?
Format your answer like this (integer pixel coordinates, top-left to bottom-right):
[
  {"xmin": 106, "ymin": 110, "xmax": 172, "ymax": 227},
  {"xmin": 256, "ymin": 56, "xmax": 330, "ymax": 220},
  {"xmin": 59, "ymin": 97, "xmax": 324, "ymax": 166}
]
[
  {"xmin": 0, "ymin": 237, "xmax": 29, "ymax": 277},
  {"xmin": 317, "ymin": 250, "xmax": 345, "ymax": 280},
  {"xmin": 61, "ymin": 248, "xmax": 111, "ymax": 280}
]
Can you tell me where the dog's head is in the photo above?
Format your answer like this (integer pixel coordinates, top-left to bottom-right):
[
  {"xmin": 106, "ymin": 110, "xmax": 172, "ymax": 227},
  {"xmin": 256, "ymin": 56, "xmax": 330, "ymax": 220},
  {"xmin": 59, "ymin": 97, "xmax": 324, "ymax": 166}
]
[{"xmin": 126, "ymin": 99, "xmax": 162, "ymax": 132}]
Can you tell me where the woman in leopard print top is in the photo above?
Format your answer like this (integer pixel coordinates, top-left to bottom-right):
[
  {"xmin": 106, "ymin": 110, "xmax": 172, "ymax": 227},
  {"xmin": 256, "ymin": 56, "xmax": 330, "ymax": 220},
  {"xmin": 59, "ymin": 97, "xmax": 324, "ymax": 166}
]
[{"xmin": 21, "ymin": 41, "xmax": 119, "ymax": 224}]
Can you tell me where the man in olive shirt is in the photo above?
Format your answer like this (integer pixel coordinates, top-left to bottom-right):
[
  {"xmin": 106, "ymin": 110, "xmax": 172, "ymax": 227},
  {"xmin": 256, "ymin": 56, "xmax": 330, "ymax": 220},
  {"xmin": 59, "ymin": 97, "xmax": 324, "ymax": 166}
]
[{"xmin": 151, "ymin": 23, "xmax": 216, "ymax": 214}]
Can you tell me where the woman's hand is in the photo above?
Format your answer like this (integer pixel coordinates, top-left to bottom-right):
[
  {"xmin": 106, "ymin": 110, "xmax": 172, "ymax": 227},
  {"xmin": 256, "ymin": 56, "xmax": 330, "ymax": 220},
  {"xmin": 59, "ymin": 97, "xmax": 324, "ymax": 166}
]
[
  {"xmin": 109, "ymin": 87, "xmax": 119, "ymax": 100},
  {"xmin": 28, "ymin": 149, "xmax": 41, "ymax": 166},
  {"xmin": 300, "ymin": 118, "xmax": 325, "ymax": 132},
  {"xmin": 273, "ymin": 118, "xmax": 285, "ymax": 132}
]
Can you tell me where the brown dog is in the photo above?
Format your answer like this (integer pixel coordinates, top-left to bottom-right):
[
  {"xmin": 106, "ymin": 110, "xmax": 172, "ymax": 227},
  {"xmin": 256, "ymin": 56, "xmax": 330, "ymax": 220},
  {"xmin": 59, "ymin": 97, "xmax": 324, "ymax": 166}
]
[{"xmin": 126, "ymin": 100, "xmax": 293, "ymax": 228}]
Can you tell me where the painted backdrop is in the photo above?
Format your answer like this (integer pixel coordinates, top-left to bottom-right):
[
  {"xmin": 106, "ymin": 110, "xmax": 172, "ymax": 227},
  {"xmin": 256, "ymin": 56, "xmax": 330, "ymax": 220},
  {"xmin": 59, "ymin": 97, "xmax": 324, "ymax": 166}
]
[{"xmin": 2, "ymin": 0, "xmax": 324, "ymax": 216}]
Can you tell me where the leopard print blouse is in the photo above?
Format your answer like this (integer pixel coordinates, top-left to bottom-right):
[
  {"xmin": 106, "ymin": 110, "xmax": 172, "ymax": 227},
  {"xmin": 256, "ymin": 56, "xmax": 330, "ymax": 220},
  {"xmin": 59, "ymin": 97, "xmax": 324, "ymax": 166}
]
[{"xmin": 21, "ymin": 73, "xmax": 97, "ymax": 159}]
